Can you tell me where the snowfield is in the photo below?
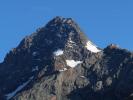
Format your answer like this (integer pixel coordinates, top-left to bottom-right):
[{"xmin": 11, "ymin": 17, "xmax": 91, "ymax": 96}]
[
  {"xmin": 85, "ymin": 41, "xmax": 101, "ymax": 53},
  {"xmin": 66, "ymin": 60, "xmax": 82, "ymax": 68}
]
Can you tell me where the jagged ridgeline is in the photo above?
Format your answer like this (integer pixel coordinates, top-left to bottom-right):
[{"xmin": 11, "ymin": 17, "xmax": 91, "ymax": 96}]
[{"xmin": 0, "ymin": 17, "xmax": 133, "ymax": 100}]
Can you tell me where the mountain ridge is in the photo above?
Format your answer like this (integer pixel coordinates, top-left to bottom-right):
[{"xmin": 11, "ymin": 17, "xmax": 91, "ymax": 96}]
[{"xmin": 0, "ymin": 17, "xmax": 133, "ymax": 100}]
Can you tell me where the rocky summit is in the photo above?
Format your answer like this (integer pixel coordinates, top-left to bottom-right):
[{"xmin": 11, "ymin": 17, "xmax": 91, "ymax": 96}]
[{"xmin": 0, "ymin": 16, "xmax": 133, "ymax": 100}]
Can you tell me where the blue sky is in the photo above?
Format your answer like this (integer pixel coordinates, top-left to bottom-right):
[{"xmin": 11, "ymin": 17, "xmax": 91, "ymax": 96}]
[{"xmin": 0, "ymin": 0, "xmax": 133, "ymax": 62}]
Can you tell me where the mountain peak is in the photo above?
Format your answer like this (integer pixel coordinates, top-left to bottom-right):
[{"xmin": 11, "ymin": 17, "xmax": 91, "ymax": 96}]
[
  {"xmin": 0, "ymin": 17, "xmax": 133, "ymax": 100},
  {"xmin": 17, "ymin": 17, "xmax": 100, "ymax": 54},
  {"xmin": 44, "ymin": 16, "xmax": 81, "ymax": 35},
  {"xmin": 45, "ymin": 16, "xmax": 74, "ymax": 29},
  {"xmin": 0, "ymin": 17, "xmax": 104, "ymax": 100}
]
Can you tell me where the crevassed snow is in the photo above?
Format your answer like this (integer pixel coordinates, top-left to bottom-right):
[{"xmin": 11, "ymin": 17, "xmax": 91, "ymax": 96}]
[
  {"xmin": 59, "ymin": 68, "xmax": 67, "ymax": 72},
  {"xmin": 85, "ymin": 41, "xmax": 101, "ymax": 53},
  {"xmin": 32, "ymin": 66, "xmax": 39, "ymax": 72},
  {"xmin": 6, "ymin": 76, "xmax": 34, "ymax": 100},
  {"xmin": 53, "ymin": 49, "xmax": 64, "ymax": 56},
  {"xmin": 66, "ymin": 60, "xmax": 82, "ymax": 68}
]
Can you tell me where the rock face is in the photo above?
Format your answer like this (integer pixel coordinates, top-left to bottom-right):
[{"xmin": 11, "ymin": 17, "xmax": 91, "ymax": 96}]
[{"xmin": 0, "ymin": 16, "xmax": 133, "ymax": 100}]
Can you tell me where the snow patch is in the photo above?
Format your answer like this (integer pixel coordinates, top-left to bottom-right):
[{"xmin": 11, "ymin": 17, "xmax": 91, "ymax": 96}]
[
  {"xmin": 59, "ymin": 68, "xmax": 67, "ymax": 72},
  {"xmin": 6, "ymin": 76, "xmax": 34, "ymax": 100},
  {"xmin": 54, "ymin": 49, "xmax": 64, "ymax": 56},
  {"xmin": 66, "ymin": 60, "xmax": 82, "ymax": 68},
  {"xmin": 85, "ymin": 41, "xmax": 101, "ymax": 53}
]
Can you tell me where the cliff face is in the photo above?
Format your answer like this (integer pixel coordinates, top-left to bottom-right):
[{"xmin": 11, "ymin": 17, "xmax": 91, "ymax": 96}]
[{"xmin": 0, "ymin": 17, "xmax": 133, "ymax": 100}]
